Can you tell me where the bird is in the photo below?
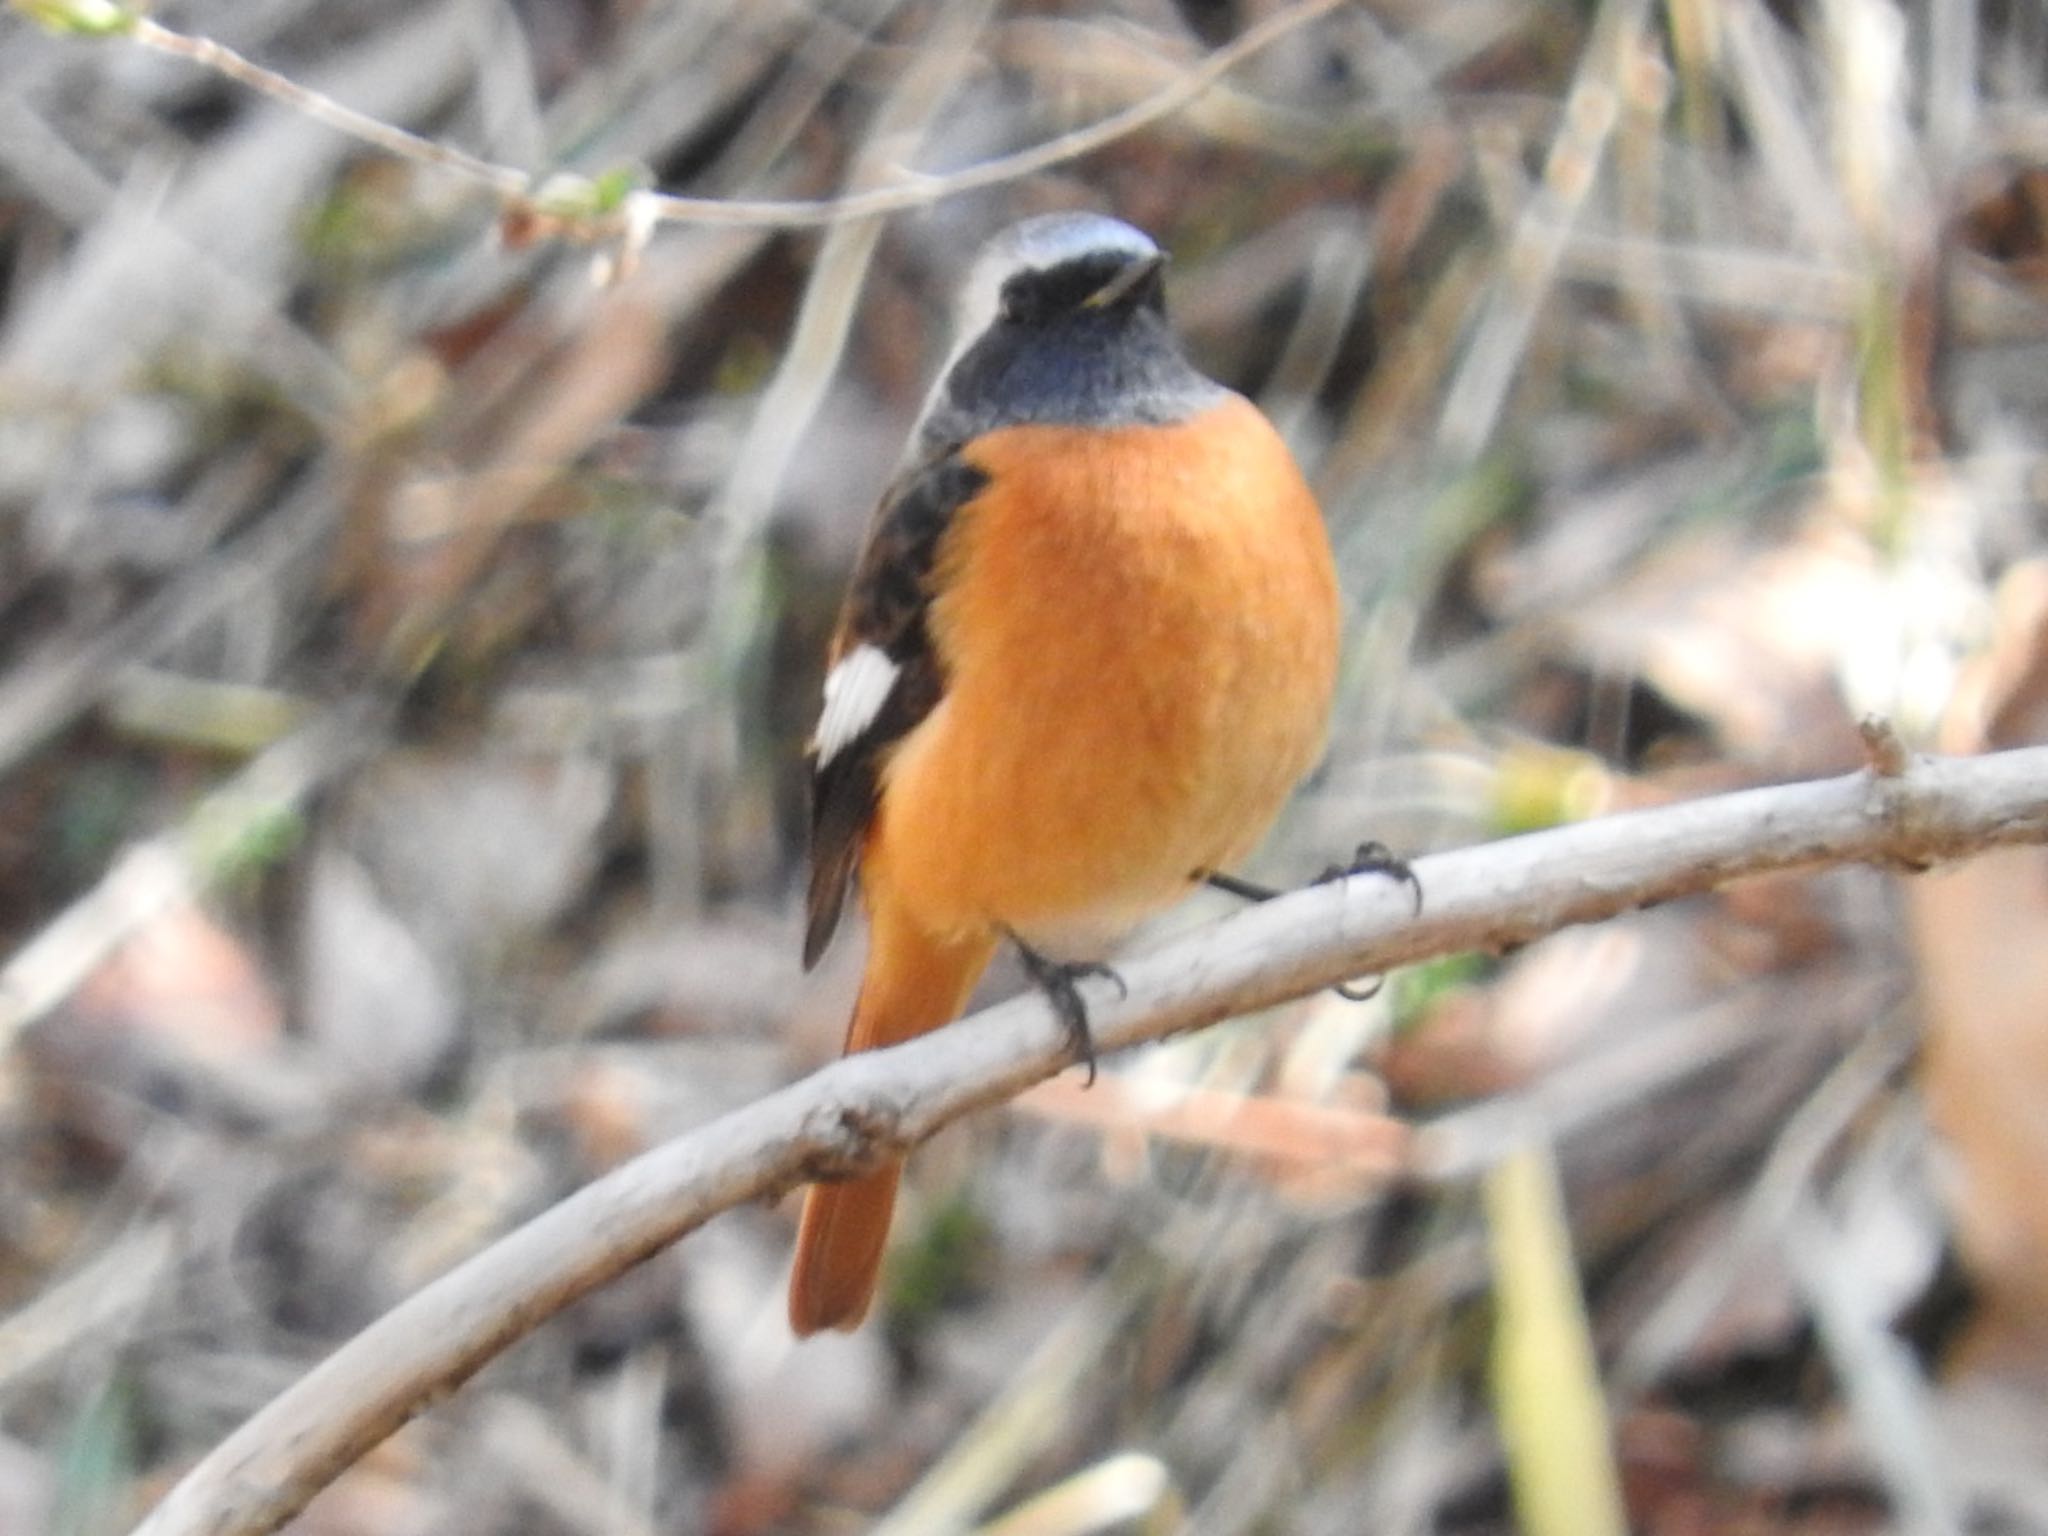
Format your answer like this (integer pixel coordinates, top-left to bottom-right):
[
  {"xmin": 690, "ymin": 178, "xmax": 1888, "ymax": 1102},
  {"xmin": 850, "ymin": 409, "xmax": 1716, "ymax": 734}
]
[{"xmin": 789, "ymin": 211, "xmax": 1341, "ymax": 1335}]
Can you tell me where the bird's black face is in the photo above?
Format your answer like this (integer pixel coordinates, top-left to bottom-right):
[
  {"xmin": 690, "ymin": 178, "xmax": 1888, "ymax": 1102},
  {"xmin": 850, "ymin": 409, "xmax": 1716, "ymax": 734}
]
[
  {"xmin": 995, "ymin": 252, "xmax": 1169, "ymax": 329},
  {"xmin": 919, "ymin": 231, "xmax": 1218, "ymax": 449}
]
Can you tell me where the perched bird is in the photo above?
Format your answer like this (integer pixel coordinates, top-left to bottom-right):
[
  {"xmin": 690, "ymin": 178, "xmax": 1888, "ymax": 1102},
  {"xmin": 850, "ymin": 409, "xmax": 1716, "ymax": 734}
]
[{"xmin": 790, "ymin": 212, "xmax": 1341, "ymax": 1335}]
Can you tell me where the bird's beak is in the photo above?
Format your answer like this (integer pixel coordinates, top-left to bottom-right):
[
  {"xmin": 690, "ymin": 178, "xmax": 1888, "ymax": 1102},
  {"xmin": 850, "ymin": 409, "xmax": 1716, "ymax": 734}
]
[{"xmin": 1082, "ymin": 251, "xmax": 1167, "ymax": 310}]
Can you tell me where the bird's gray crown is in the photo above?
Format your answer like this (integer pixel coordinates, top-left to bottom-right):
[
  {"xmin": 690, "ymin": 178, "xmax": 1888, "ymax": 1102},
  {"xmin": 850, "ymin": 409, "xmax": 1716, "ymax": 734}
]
[
  {"xmin": 949, "ymin": 213, "xmax": 1162, "ymax": 341},
  {"xmin": 916, "ymin": 213, "xmax": 1223, "ymax": 454}
]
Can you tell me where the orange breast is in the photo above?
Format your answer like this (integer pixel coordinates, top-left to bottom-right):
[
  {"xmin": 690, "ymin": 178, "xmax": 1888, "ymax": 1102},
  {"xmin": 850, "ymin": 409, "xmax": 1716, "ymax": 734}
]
[{"xmin": 864, "ymin": 394, "xmax": 1339, "ymax": 947}]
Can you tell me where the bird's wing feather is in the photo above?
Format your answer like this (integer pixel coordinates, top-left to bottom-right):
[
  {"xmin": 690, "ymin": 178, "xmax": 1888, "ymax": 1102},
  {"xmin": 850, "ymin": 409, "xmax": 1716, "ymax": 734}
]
[{"xmin": 804, "ymin": 452, "xmax": 988, "ymax": 967}]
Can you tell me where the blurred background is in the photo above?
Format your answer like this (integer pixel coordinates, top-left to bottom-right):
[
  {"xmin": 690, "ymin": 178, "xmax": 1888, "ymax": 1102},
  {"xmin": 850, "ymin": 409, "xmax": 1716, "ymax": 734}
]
[{"xmin": 3, "ymin": 0, "xmax": 2048, "ymax": 1531}]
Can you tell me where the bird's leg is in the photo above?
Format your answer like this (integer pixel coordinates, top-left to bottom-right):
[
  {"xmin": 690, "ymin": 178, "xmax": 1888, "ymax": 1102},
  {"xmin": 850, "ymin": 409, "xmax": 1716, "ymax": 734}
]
[
  {"xmin": 1201, "ymin": 869, "xmax": 1282, "ymax": 902},
  {"xmin": 1202, "ymin": 840, "xmax": 1422, "ymax": 910},
  {"xmin": 1197, "ymin": 840, "xmax": 1423, "ymax": 1002},
  {"xmin": 1003, "ymin": 928, "xmax": 1125, "ymax": 1087}
]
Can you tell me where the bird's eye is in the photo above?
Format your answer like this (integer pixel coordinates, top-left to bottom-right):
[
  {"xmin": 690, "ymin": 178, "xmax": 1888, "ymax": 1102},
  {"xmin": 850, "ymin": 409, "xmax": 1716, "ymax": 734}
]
[{"xmin": 997, "ymin": 291, "xmax": 1026, "ymax": 324}]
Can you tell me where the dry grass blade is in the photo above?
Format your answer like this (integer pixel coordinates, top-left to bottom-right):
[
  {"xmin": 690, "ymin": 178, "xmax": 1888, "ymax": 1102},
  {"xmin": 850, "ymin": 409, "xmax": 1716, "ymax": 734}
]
[
  {"xmin": 1485, "ymin": 1140, "xmax": 1626, "ymax": 1536},
  {"xmin": 873, "ymin": 1284, "xmax": 1142, "ymax": 1536},
  {"xmin": 973, "ymin": 1451, "xmax": 1183, "ymax": 1536},
  {"xmin": 1436, "ymin": 0, "xmax": 1654, "ymax": 462}
]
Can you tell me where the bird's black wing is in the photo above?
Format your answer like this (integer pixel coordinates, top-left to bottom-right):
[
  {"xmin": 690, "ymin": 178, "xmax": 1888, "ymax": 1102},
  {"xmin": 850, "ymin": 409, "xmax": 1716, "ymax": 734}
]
[{"xmin": 804, "ymin": 451, "xmax": 989, "ymax": 968}]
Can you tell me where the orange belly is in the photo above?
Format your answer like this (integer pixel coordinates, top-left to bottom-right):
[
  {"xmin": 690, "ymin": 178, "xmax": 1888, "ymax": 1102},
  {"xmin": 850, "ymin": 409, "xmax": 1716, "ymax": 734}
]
[{"xmin": 863, "ymin": 395, "xmax": 1339, "ymax": 947}]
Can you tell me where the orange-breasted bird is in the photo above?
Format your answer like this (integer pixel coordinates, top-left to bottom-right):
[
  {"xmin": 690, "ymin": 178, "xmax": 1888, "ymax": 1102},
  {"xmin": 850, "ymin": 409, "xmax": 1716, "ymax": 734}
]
[{"xmin": 790, "ymin": 212, "xmax": 1340, "ymax": 1335}]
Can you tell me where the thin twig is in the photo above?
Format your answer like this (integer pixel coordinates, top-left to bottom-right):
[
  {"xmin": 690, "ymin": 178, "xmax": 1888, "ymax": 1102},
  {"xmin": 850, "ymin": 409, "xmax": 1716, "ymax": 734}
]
[
  {"xmin": 115, "ymin": 0, "xmax": 1346, "ymax": 231},
  {"xmin": 130, "ymin": 744, "xmax": 2048, "ymax": 1536},
  {"xmin": 1436, "ymin": 0, "xmax": 1653, "ymax": 462},
  {"xmin": 127, "ymin": 18, "xmax": 532, "ymax": 197},
  {"xmin": 634, "ymin": 0, "xmax": 1346, "ymax": 227}
]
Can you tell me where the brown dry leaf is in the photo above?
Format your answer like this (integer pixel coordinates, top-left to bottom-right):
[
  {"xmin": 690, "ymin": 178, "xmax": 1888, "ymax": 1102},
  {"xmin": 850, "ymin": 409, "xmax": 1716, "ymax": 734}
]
[
  {"xmin": 1379, "ymin": 984, "xmax": 1521, "ymax": 1108},
  {"xmin": 1555, "ymin": 520, "xmax": 1874, "ymax": 763},
  {"xmin": 555, "ymin": 1057, "xmax": 654, "ymax": 1174},
  {"xmin": 1957, "ymin": 164, "xmax": 2048, "ymax": 298},
  {"xmin": 1908, "ymin": 558, "xmax": 2048, "ymax": 1372},
  {"xmin": 290, "ymin": 1434, "xmax": 444, "ymax": 1536},
  {"xmin": 65, "ymin": 898, "xmax": 282, "ymax": 1060},
  {"xmin": 1013, "ymin": 1071, "xmax": 1408, "ymax": 1200},
  {"xmin": 1387, "ymin": 923, "xmax": 1681, "ymax": 1116}
]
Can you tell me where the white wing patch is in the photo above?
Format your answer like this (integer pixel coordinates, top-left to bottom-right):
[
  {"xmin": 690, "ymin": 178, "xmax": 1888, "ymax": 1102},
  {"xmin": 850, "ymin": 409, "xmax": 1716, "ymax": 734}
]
[{"xmin": 812, "ymin": 643, "xmax": 901, "ymax": 767}]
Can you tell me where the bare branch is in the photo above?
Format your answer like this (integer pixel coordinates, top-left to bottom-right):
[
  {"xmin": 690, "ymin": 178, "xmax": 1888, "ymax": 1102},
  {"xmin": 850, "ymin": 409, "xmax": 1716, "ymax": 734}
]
[
  {"xmin": 627, "ymin": 0, "xmax": 1349, "ymax": 229},
  {"xmin": 126, "ymin": 17, "xmax": 531, "ymax": 198},
  {"xmin": 90, "ymin": 0, "xmax": 1346, "ymax": 234},
  {"xmin": 126, "ymin": 743, "xmax": 2048, "ymax": 1536}
]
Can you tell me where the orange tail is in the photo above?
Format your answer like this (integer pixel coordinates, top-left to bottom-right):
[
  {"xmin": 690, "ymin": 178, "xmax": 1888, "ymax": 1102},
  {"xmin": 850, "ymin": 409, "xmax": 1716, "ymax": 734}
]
[{"xmin": 789, "ymin": 904, "xmax": 993, "ymax": 1335}]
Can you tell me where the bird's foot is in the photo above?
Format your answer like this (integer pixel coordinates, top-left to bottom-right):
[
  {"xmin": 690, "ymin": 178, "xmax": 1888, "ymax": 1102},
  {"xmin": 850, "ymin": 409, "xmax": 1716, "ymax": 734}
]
[
  {"xmin": 1005, "ymin": 930, "xmax": 1125, "ymax": 1087},
  {"xmin": 1316, "ymin": 840, "xmax": 1423, "ymax": 916},
  {"xmin": 1198, "ymin": 839, "xmax": 1422, "ymax": 1004}
]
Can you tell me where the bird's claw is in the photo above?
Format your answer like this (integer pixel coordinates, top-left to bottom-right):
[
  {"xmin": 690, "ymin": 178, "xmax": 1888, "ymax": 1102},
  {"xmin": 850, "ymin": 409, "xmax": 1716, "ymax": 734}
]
[
  {"xmin": 1008, "ymin": 933, "xmax": 1124, "ymax": 1087},
  {"xmin": 1317, "ymin": 840, "xmax": 1423, "ymax": 917}
]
